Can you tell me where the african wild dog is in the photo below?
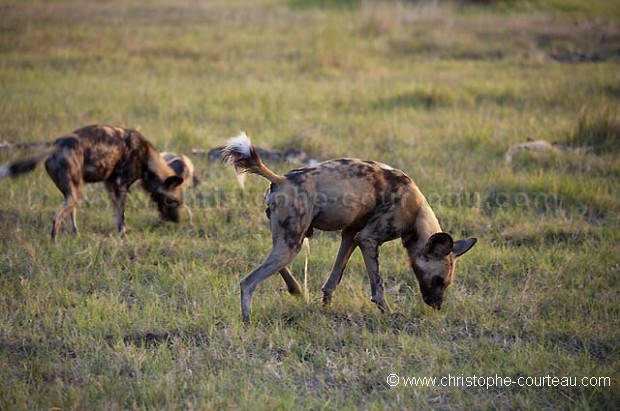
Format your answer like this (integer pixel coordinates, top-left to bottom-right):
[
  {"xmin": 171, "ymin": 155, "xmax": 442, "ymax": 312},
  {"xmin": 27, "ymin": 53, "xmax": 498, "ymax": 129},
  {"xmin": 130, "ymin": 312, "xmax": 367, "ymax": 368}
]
[
  {"xmin": 0, "ymin": 125, "xmax": 184, "ymax": 241},
  {"xmin": 222, "ymin": 132, "xmax": 477, "ymax": 323}
]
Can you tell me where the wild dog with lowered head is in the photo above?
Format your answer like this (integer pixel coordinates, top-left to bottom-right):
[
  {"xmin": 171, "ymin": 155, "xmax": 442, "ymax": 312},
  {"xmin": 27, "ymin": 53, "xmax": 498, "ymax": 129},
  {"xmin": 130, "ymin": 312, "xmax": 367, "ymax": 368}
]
[
  {"xmin": 0, "ymin": 125, "xmax": 184, "ymax": 241},
  {"xmin": 222, "ymin": 132, "xmax": 477, "ymax": 323}
]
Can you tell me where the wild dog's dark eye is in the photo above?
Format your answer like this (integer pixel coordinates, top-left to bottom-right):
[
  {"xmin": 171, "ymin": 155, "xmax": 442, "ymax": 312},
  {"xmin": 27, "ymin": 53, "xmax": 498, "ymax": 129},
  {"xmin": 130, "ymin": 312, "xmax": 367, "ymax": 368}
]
[{"xmin": 165, "ymin": 198, "xmax": 180, "ymax": 207}]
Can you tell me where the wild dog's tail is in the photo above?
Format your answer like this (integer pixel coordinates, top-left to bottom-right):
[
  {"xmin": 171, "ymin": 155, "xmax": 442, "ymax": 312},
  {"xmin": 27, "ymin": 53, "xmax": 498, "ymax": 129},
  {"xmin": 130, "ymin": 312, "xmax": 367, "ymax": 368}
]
[
  {"xmin": 0, "ymin": 140, "xmax": 54, "ymax": 152},
  {"xmin": 0, "ymin": 146, "xmax": 56, "ymax": 179},
  {"xmin": 221, "ymin": 132, "xmax": 285, "ymax": 187}
]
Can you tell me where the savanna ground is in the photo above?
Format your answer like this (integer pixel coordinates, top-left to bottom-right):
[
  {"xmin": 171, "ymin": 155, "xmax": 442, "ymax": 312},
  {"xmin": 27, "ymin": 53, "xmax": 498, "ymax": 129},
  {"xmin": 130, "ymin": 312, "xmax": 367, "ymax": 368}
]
[{"xmin": 0, "ymin": 0, "xmax": 619, "ymax": 409}]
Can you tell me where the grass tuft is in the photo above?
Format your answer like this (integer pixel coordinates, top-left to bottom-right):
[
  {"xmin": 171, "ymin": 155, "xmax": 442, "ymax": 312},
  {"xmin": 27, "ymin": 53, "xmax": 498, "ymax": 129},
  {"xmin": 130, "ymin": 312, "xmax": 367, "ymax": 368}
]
[{"xmin": 568, "ymin": 107, "xmax": 620, "ymax": 154}]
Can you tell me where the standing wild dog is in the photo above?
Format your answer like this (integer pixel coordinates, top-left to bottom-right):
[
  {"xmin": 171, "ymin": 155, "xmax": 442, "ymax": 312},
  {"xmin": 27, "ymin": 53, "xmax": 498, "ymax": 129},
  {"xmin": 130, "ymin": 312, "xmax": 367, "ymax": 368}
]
[
  {"xmin": 223, "ymin": 132, "xmax": 477, "ymax": 323},
  {"xmin": 0, "ymin": 125, "xmax": 184, "ymax": 241}
]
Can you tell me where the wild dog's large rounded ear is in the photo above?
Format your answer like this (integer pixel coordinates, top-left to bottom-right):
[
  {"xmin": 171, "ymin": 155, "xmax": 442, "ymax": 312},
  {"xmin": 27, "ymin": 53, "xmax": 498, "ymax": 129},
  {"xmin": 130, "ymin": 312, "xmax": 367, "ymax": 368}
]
[
  {"xmin": 163, "ymin": 176, "xmax": 184, "ymax": 190},
  {"xmin": 426, "ymin": 232, "xmax": 454, "ymax": 258},
  {"xmin": 452, "ymin": 238, "xmax": 477, "ymax": 257}
]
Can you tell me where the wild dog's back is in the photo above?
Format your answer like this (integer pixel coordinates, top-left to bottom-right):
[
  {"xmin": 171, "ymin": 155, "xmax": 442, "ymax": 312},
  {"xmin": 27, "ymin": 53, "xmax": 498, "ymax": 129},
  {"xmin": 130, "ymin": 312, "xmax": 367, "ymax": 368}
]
[
  {"xmin": 272, "ymin": 158, "xmax": 429, "ymax": 236},
  {"xmin": 65, "ymin": 125, "xmax": 150, "ymax": 182}
]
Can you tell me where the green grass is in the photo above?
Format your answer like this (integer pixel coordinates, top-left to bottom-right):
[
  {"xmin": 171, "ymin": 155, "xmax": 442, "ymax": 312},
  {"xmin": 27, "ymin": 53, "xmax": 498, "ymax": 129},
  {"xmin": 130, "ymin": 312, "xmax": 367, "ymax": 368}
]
[{"xmin": 0, "ymin": 0, "xmax": 619, "ymax": 409}]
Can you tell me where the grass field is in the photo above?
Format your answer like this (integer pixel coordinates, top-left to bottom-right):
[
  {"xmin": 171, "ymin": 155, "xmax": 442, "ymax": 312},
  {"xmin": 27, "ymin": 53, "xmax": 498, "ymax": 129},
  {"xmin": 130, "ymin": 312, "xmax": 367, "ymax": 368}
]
[{"xmin": 0, "ymin": 0, "xmax": 619, "ymax": 409}]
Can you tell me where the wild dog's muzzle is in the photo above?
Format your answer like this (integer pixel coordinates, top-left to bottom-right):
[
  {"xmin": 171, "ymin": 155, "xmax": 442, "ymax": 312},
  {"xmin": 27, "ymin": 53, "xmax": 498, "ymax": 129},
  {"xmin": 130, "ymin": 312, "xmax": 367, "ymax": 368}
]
[{"xmin": 422, "ymin": 293, "xmax": 443, "ymax": 310}]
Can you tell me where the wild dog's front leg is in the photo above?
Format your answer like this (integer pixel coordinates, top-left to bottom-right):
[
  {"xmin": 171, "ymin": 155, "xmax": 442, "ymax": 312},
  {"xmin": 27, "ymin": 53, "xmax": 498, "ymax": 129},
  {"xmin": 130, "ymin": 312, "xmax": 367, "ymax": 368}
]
[
  {"xmin": 105, "ymin": 182, "xmax": 128, "ymax": 236},
  {"xmin": 355, "ymin": 235, "xmax": 392, "ymax": 314},
  {"xmin": 322, "ymin": 229, "xmax": 358, "ymax": 304}
]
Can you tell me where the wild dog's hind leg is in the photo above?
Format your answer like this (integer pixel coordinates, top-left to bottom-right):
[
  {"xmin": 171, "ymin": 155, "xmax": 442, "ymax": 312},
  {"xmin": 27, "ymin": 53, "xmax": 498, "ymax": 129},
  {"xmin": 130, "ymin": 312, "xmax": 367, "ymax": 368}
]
[
  {"xmin": 56, "ymin": 195, "xmax": 80, "ymax": 237},
  {"xmin": 51, "ymin": 195, "xmax": 79, "ymax": 242},
  {"xmin": 68, "ymin": 192, "xmax": 81, "ymax": 236},
  {"xmin": 46, "ymin": 155, "xmax": 82, "ymax": 242},
  {"xmin": 279, "ymin": 267, "xmax": 302, "ymax": 295},
  {"xmin": 68, "ymin": 208, "xmax": 78, "ymax": 235},
  {"xmin": 321, "ymin": 229, "xmax": 358, "ymax": 304},
  {"xmin": 240, "ymin": 241, "xmax": 303, "ymax": 323}
]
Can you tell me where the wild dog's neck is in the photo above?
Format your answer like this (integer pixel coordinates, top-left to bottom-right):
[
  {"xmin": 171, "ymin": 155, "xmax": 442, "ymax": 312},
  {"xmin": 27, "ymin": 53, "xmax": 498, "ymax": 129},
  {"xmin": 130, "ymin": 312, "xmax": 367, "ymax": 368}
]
[
  {"xmin": 146, "ymin": 147, "xmax": 174, "ymax": 181},
  {"xmin": 142, "ymin": 147, "xmax": 174, "ymax": 194},
  {"xmin": 404, "ymin": 198, "xmax": 442, "ymax": 258}
]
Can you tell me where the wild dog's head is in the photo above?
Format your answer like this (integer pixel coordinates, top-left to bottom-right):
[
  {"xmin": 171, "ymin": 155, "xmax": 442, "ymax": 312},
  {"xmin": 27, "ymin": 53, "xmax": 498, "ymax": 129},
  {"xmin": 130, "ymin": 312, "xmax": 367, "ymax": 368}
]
[
  {"xmin": 150, "ymin": 175, "xmax": 184, "ymax": 222},
  {"xmin": 411, "ymin": 233, "xmax": 477, "ymax": 310},
  {"xmin": 144, "ymin": 150, "xmax": 185, "ymax": 222}
]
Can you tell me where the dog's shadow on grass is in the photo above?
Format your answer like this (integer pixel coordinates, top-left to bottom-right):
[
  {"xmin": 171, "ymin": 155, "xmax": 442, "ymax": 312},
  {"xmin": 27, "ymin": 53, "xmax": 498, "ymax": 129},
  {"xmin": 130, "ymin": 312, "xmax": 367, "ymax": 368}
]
[
  {"xmin": 110, "ymin": 304, "xmax": 425, "ymax": 350},
  {"xmin": 249, "ymin": 302, "xmax": 425, "ymax": 336},
  {"xmin": 117, "ymin": 331, "xmax": 172, "ymax": 348},
  {"xmin": 108, "ymin": 328, "xmax": 214, "ymax": 349}
]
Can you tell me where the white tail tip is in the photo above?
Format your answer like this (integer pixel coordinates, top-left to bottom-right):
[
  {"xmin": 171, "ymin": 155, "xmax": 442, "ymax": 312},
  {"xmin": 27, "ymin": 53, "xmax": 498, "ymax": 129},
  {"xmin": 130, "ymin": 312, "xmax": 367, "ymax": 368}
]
[{"xmin": 225, "ymin": 131, "xmax": 252, "ymax": 158}]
